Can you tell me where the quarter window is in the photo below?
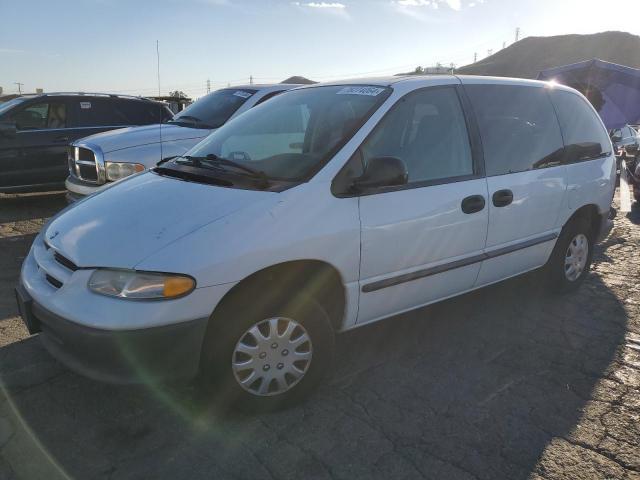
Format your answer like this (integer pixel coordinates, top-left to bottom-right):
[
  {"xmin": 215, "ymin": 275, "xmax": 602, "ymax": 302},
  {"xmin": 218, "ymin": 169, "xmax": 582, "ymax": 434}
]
[
  {"xmin": 359, "ymin": 86, "xmax": 474, "ymax": 184},
  {"xmin": 549, "ymin": 90, "xmax": 612, "ymax": 162},
  {"xmin": 465, "ymin": 84, "xmax": 564, "ymax": 176},
  {"xmin": 13, "ymin": 102, "xmax": 67, "ymax": 130}
]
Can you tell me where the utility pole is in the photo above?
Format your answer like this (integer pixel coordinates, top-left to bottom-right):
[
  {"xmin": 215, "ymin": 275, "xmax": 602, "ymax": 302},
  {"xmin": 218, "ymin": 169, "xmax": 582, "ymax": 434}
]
[
  {"xmin": 487, "ymin": 49, "xmax": 493, "ymax": 57},
  {"xmin": 249, "ymin": 75, "xmax": 253, "ymax": 85},
  {"xmin": 473, "ymin": 52, "xmax": 477, "ymax": 63},
  {"xmin": 206, "ymin": 78, "xmax": 211, "ymax": 93},
  {"xmin": 515, "ymin": 27, "xmax": 520, "ymax": 42},
  {"xmin": 502, "ymin": 41, "xmax": 506, "ymax": 49},
  {"xmin": 14, "ymin": 82, "xmax": 23, "ymax": 94}
]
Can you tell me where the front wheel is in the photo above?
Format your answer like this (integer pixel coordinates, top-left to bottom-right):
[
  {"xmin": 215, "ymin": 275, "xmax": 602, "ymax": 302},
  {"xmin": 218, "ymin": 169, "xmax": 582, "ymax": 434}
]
[
  {"xmin": 200, "ymin": 290, "xmax": 335, "ymax": 412},
  {"xmin": 545, "ymin": 218, "xmax": 593, "ymax": 293}
]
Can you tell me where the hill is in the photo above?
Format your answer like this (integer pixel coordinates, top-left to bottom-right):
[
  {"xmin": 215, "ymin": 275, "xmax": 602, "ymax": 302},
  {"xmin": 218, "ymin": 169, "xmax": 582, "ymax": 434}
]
[
  {"xmin": 281, "ymin": 76, "xmax": 316, "ymax": 84},
  {"xmin": 456, "ymin": 31, "xmax": 640, "ymax": 79}
]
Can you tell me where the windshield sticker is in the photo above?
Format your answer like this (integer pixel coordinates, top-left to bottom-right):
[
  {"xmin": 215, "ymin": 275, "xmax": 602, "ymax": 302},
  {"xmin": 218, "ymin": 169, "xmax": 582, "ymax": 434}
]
[
  {"xmin": 233, "ymin": 91, "xmax": 252, "ymax": 99},
  {"xmin": 337, "ymin": 86, "xmax": 385, "ymax": 96},
  {"xmin": 80, "ymin": 102, "xmax": 92, "ymax": 109}
]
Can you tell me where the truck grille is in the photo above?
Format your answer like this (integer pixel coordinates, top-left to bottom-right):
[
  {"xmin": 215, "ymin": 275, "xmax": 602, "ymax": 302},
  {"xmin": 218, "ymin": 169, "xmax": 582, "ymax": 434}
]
[{"xmin": 69, "ymin": 146, "xmax": 99, "ymax": 183}]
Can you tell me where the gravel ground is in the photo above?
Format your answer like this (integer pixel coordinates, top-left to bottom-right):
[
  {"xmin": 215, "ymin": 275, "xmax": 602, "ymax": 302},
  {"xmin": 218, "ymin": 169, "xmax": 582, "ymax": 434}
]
[{"xmin": 0, "ymin": 190, "xmax": 638, "ymax": 480}]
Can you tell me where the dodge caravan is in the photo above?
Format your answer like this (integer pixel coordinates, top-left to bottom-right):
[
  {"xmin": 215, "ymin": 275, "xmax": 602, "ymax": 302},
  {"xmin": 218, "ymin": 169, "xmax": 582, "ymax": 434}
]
[{"xmin": 16, "ymin": 76, "xmax": 615, "ymax": 410}]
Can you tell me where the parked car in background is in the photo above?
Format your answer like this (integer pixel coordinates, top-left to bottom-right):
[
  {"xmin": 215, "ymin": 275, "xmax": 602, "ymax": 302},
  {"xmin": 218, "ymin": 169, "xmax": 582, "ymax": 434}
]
[
  {"xmin": 0, "ymin": 93, "xmax": 173, "ymax": 193},
  {"xmin": 65, "ymin": 84, "xmax": 301, "ymax": 201},
  {"xmin": 610, "ymin": 124, "xmax": 640, "ymax": 170},
  {"xmin": 16, "ymin": 77, "xmax": 615, "ymax": 410}
]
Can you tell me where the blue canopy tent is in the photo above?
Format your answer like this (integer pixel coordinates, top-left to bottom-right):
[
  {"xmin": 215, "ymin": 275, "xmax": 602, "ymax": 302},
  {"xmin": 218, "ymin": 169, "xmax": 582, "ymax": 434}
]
[{"xmin": 537, "ymin": 59, "xmax": 640, "ymax": 130}]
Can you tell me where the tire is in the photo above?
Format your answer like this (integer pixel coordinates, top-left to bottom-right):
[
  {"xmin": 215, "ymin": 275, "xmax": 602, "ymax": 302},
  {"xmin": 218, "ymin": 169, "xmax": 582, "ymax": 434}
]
[
  {"xmin": 545, "ymin": 217, "xmax": 594, "ymax": 293},
  {"xmin": 199, "ymin": 284, "xmax": 335, "ymax": 412}
]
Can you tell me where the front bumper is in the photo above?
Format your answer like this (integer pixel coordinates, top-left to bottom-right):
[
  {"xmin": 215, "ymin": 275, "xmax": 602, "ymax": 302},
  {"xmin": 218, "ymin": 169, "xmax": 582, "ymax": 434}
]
[
  {"xmin": 65, "ymin": 175, "xmax": 106, "ymax": 203},
  {"xmin": 15, "ymin": 282, "xmax": 208, "ymax": 384},
  {"xmin": 17, "ymin": 236, "xmax": 235, "ymax": 384}
]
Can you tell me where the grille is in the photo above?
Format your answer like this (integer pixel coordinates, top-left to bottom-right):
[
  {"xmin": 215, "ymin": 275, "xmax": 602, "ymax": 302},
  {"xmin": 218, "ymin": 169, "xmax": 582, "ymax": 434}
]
[
  {"xmin": 45, "ymin": 274, "xmax": 63, "ymax": 289},
  {"xmin": 70, "ymin": 146, "xmax": 99, "ymax": 183},
  {"xmin": 54, "ymin": 251, "xmax": 78, "ymax": 271}
]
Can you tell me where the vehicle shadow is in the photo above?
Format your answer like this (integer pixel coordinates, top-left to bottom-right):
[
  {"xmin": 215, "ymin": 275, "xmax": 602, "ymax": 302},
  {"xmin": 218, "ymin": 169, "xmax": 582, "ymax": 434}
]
[
  {"xmin": 0, "ymin": 192, "xmax": 66, "ymax": 224},
  {"xmin": 0, "ymin": 256, "xmax": 627, "ymax": 479}
]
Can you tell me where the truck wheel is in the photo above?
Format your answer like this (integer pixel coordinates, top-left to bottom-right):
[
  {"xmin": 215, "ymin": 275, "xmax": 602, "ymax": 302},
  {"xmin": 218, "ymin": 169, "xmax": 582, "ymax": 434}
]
[
  {"xmin": 200, "ymin": 288, "xmax": 335, "ymax": 412},
  {"xmin": 545, "ymin": 217, "xmax": 594, "ymax": 293}
]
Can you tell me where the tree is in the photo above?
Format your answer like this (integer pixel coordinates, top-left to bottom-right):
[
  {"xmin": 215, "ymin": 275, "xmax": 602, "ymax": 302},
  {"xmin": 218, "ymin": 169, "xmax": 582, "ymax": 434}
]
[{"xmin": 169, "ymin": 90, "xmax": 188, "ymax": 99}]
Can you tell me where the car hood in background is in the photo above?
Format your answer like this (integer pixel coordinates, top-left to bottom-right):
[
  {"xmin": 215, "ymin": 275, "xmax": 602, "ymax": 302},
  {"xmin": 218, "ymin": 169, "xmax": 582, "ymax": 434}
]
[
  {"xmin": 43, "ymin": 172, "xmax": 271, "ymax": 269},
  {"xmin": 76, "ymin": 124, "xmax": 211, "ymax": 154}
]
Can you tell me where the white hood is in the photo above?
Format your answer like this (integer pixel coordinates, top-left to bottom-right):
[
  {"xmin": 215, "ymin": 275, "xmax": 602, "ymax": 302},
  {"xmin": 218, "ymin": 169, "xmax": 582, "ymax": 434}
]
[
  {"xmin": 44, "ymin": 172, "xmax": 271, "ymax": 269},
  {"xmin": 76, "ymin": 124, "xmax": 211, "ymax": 154}
]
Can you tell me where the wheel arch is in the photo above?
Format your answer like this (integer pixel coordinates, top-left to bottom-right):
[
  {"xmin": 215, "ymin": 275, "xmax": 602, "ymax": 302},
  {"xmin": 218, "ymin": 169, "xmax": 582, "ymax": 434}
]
[
  {"xmin": 206, "ymin": 259, "xmax": 347, "ymax": 335},
  {"xmin": 563, "ymin": 203, "xmax": 601, "ymax": 240}
]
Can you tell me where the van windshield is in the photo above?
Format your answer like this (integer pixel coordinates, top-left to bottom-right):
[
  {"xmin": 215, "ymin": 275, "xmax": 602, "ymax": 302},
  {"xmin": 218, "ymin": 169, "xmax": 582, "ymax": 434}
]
[
  {"xmin": 179, "ymin": 85, "xmax": 391, "ymax": 182},
  {"xmin": 168, "ymin": 89, "xmax": 256, "ymax": 129}
]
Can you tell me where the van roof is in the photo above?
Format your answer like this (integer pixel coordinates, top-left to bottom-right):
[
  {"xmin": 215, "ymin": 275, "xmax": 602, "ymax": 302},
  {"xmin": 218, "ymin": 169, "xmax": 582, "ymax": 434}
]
[{"xmin": 297, "ymin": 75, "xmax": 575, "ymax": 92}]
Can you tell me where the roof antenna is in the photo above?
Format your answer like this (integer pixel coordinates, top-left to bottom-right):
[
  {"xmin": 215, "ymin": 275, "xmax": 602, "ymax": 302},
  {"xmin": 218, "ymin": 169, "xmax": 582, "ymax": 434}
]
[{"xmin": 157, "ymin": 40, "xmax": 163, "ymax": 163}]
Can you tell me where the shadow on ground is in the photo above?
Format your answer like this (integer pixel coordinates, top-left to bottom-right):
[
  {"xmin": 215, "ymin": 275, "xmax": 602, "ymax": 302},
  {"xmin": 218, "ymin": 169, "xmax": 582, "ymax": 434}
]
[{"xmin": 0, "ymin": 267, "xmax": 627, "ymax": 479}]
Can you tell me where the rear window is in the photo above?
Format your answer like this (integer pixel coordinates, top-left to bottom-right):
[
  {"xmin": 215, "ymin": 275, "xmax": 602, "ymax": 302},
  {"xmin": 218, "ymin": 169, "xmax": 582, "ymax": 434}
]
[
  {"xmin": 465, "ymin": 84, "xmax": 564, "ymax": 176},
  {"xmin": 549, "ymin": 90, "xmax": 612, "ymax": 162}
]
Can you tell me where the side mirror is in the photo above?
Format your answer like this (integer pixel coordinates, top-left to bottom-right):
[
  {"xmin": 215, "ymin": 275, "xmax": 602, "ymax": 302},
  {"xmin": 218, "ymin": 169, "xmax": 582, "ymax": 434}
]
[
  {"xmin": 0, "ymin": 121, "xmax": 17, "ymax": 138},
  {"xmin": 353, "ymin": 156, "xmax": 408, "ymax": 192}
]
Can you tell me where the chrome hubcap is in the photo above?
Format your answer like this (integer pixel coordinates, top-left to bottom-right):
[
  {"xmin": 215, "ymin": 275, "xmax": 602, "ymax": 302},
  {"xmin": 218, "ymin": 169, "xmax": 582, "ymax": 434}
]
[
  {"xmin": 564, "ymin": 233, "xmax": 589, "ymax": 281},
  {"xmin": 231, "ymin": 317, "xmax": 312, "ymax": 397}
]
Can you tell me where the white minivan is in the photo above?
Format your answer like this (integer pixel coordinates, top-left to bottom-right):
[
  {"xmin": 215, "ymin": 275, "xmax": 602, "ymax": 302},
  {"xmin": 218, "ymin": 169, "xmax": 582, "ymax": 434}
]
[{"xmin": 16, "ymin": 76, "xmax": 615, "ymax": 410}]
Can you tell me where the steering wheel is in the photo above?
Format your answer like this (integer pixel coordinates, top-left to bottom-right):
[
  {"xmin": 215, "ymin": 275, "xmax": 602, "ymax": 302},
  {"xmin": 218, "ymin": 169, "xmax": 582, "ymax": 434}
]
[{"xmin": 227, "ymin": 151, "xmax": 252, "ymax": 162}]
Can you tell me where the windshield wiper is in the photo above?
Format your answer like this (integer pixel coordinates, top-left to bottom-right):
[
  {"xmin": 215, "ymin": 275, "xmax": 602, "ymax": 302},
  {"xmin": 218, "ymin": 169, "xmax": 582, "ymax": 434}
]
[{"xmin": 180, "ymin": 154, "xmax": 271, "ymax": 188}]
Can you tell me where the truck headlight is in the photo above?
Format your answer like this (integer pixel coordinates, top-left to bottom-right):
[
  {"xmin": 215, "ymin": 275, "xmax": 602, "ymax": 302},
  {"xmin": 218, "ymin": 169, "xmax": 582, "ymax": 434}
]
[
  {"xmin": 89, "ymin": 269, "xmax": 195, "ymax": 299},
  {"xmin": 105, "ymin": 162, "xmax": 145, "ymax": 182}
]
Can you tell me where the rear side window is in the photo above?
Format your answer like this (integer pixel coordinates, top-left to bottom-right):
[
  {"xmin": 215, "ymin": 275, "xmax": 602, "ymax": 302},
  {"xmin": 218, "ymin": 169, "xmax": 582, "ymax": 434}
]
[
  {"xmin": 549, "ymin": 90, "xmax": 612, "ymax": 162},
  {"xmin": 465, "ymin": 84, "xmax": 564, "ymax": 176},
  {"xmin": 74, "ymin": 99, "xmax": 128, "ymax": 127}
]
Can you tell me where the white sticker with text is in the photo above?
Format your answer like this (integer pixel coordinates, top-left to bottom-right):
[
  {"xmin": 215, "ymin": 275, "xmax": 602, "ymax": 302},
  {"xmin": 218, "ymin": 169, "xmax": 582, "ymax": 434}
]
[
  {"xmin": 233, "ymin": 91, "xmax": 252, "ymax": 99},
  {"xmin": 80, "ymin": 102, "xmax": 92, "ymax": 109},
  {"xmin": 337, "ymin": 86, "xmax": 385, "ymax": 96}
]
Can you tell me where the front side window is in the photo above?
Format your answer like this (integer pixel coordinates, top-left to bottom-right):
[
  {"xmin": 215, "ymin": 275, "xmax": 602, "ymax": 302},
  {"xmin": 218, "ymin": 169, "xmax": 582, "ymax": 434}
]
[
  {"xmin": 358, "ymin": 86, "xmax": 473, "ymax": 184},
  {"xmin": 12, "ymin": 102, "xmax": 66, "ymax": 130},
  {"xmin": 169, "ymin": 89, "xmax": 257, "ymax": 129},
  {"xmin": 466, "ymin": 84, "xmax": 564, "ymax": 175},
  {"xmin": 182, "ymin": 85, "xmax": 391, "ymax": 181},
  {"xmin": 549, "ymin": 89, "xmax": 612, "ymax": 162}
]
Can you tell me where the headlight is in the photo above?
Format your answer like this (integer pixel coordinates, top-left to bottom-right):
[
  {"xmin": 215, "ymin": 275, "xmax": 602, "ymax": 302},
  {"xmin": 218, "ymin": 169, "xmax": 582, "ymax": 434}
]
[
  {"xmin": 89, "ymin": 269, "xmax": 195, "ymax": 299},
  {"xmin": 105, "ymin": 162, "xmax": 145, "ymax": 182}
]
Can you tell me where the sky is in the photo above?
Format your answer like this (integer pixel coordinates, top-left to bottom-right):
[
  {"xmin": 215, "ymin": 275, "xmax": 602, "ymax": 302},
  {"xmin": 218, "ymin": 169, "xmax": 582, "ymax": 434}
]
[{"xmin": 1, "ymin": 0, "xmax": 638, "ymax": 99}]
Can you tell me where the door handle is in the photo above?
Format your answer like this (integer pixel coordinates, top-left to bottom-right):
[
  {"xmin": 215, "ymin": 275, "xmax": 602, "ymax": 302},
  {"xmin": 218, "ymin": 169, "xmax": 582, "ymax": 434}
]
[
  {"xmin": 53, "ymin": 136, "xmax": 69, "ymax": 143},
  {"xmin": 492, "ymin": 189, "xmax": 513, "ymax": 207},
  {"xmin": 461, "ymin": 195, "xmax": 486, "ymax": 214}
]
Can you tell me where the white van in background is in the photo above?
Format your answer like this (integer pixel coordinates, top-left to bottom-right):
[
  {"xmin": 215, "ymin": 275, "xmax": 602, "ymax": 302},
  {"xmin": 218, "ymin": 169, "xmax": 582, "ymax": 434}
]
[
  {"xmin": 17, "ymin": 76, "xmax": 615, "ymax": 411},
  {"xmin": 65, "ymin": 84, "xmax": 301, "ymax": 201}
]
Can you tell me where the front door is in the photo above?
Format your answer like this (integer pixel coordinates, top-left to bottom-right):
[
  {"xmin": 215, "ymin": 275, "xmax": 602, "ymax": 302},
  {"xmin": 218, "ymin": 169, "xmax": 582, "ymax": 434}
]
[
  {"xmin": 13, "ymin": 100, "xmax": 71, "ymax": 187},
  {"xmin": 355, "ymin": 85, "xmax": 489, "ymax": 325},
  {"xmin": 461, "ymin": 82, "xmax": 568, "ymax": 286}
]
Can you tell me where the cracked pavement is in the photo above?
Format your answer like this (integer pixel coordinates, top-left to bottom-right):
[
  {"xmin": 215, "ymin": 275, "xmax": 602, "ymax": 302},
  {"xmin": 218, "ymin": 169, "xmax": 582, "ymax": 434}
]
[{"xmin": 0, "ymin": 190, "xmax": 638, "ymax": 480}]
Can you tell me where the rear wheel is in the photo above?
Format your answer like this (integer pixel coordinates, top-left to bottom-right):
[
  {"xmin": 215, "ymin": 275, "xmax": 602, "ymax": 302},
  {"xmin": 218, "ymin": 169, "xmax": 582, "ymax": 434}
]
[
  {"xmin": 545, "ymin": 217, "xmax": 594, "ymax": 293},
  {"xmin": 200, "ymin": 287, "xmax": 335, "ymax": 412}
]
